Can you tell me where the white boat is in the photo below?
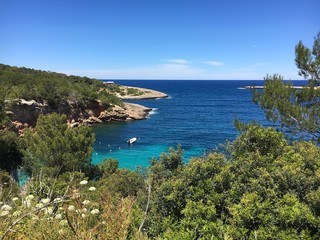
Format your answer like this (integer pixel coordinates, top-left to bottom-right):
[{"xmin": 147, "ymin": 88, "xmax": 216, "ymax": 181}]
[{"xmin": 127, "ymin": 137, "xmax": 137, "ymax": 144}]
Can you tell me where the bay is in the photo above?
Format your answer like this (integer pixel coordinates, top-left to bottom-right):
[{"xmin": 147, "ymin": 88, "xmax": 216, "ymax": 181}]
[{"xmin": 91, "ymin": 80, "xmax": 304, "ymax": 169}]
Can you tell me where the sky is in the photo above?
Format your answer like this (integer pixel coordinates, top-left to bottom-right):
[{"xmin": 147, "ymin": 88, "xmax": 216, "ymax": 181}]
[{"xmin": 0, "ymin": 0, "xmax": 319, "ymax": 80}]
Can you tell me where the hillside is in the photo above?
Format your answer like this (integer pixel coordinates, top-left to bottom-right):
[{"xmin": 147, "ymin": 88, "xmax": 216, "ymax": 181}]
[{"xmin": 0, "ymin": 64, "xmax": 160, "ymax": 133}]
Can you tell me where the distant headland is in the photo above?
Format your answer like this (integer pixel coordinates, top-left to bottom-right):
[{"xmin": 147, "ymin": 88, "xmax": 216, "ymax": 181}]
[{"xmin": 241, "ymin": 85, "xmax": 317, "ymax": 89}]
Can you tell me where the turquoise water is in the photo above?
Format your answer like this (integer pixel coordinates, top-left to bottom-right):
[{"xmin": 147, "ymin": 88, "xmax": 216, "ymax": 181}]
[{"xmin": 91, "ymin": 80, "xmax": 304, "ymax": 169}]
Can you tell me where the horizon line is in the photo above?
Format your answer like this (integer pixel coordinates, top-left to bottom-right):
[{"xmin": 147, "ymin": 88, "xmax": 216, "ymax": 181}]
[{"xmin": 98, "ymin": 79, "xmax": 304, "ymax": 81}]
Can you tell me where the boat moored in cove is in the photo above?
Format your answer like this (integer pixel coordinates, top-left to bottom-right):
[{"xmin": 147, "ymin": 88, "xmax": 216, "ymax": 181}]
[{"xmin": 127, "ymin": 137, "xmax": 137, "ymax": 144}]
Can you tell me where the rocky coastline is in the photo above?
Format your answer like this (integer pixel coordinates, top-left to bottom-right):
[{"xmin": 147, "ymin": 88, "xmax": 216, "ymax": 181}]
[{"xmin": 6, "ymin": 86, "xmax": 167, "ymax": 134}]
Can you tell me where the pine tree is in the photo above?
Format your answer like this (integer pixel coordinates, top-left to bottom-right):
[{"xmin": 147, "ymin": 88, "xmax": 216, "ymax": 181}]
[
  {"xmin": 253, "ymin": 33, "xmax": 320, "ymax": 141},
  {"xmin": 21, "ymin": 113, "xmax": 96, "ymax": 177}
]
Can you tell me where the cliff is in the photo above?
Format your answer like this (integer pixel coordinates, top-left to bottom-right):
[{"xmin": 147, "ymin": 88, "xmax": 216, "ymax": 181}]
[{"xmin": 7, "ymin": 99, "xmax": 152, "ymax": 134}]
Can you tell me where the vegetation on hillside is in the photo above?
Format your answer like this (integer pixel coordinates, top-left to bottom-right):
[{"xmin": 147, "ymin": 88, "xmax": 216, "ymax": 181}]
[
  {"xmin": 1, "ymin": 127, "xmax": 320, "ymax": 239},
  {"xmin": 0, "ymin": 64, "xmax": 122, "ymax": 108},
  {"xmin": 20, "ymin": 113, "xmax": 98, "ymax": 178}
]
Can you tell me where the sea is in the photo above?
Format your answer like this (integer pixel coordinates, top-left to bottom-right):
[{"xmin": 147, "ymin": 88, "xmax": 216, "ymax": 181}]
[{"xmin": 91, "ymin": 80, "xmax": 305, "ymax": 169}]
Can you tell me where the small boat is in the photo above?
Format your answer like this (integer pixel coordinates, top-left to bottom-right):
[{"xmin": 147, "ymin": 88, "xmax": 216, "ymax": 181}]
[{"xmin": 127, "ymin": 137, "xmax": 137, "ymax": 144}]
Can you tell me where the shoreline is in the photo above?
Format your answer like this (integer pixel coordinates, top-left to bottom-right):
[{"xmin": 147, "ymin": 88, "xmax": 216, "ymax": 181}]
[
  {"xmin": 104, "ymin": 83, "xmax": 169, "ymax": 100},
  {"xmin": 122, "ymin": 102, "xmax": 152, "ymax": 120},
  {"xmin": 242, "ymin": 85, "xmax": 319, "ymax": 89},
  {"xmin": 119, "ymin": 86, "xmax": 169, "ymax": 100},
  {"xmin": 8, "ymin": 85, "xmax": 168, "ymax": 133}
]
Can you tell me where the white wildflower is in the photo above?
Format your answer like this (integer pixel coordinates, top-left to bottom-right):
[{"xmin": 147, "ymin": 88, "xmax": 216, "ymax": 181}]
[
  {"xmin": 80, "ymin": 180, "xmax": 88, "ymax": 185},
  {"xmin": 0, "ymin": 210, "xmax": 9, "ymax": 216},
  {"xmin": 76, "ymin": 208, "xmax": 87, "ymax": 213},
  {"xmin": 81, "ymin": 208, "xmax": 87, "ymax": 213},
  {"xmin": 58, "ymin": 229, "xmax": 64, "ymax": 234},
  {"xmin": 81, "ymin": 213, "xmax": 86, "ymax": 218},
  {"xmin": 101, "ymin": 221, "xmax": 106, "ymax": 225},
  {"xmin": 44, "ymin": 207, "xmax": 53, "ymax": 215},
  {"xmin": 59, "ymin": 220, "xmax": 68, "ymax": 226},
  {"xmin": 90, "ymin": 209, "xmax": 100, "ymax": 215},
  {"xmin": 58, "ymin": 207, "xmax": 64, "ymax": 211},
  {"xmin": 12, "ymin": 211, "xmax": 21, "ymax": 217},
  {"xmin": 23, "ymin": 200, "xmax": 31, "ymax": 208},
  {"xmin": 82, "ymin": 200, "xmax": 90, "ymax": 205},
  {"xmin": 53, "ymin": 197, "xmax": 62, "ymax": 203},
  {"xmin": 67, "ymin": 205, "xmax": 75, "ymax": 211},
  {"xmin": 12, "ymin": 197, "xmax": 19, "ymax": 202},
  {"xmin": 1, "ymin": 205, "xmax": 12, "ymax": 211},
  {"xmin": 41, "ymin": 198, "xmax": 50, "ymax": 204},
  {"xmin": 88, "ymin": 186, "xmax": 96, "ymax": 191},
  {"xmin": 35, "ymin": 203, "xmax": 44, "ymax": 209},
  {"xmin": 26, "ymin": 195, "xmax": 34, "ymax": 201},
  {"xmin": 55, "ymin": 213, "xmax": 62, "ymax": 219}
]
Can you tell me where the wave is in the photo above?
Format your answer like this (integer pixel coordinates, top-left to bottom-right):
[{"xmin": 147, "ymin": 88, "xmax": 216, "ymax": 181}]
[
  {"xmin": 155, "ymin": 96, "xmax": 172, "ymax": 100},
  {"xmin": 147, "ymin": 108, "xmax": 158, "ymax": 118}
]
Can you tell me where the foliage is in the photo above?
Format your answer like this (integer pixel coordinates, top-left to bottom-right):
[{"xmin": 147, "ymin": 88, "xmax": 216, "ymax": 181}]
[
  {"xmin": 126, "ymin": 88, "xmax": 143, "ymax": 96},
  {"xmin": 99, "ymin": 158, "xmax": 119, "ymax": 177},
  {"xmin": 20, "ymin": 113, "xmax": 96, "ymax": 178},
  {"xmin": 0, "ymin": 88, "xmax": 7, "ymax": 125},
  {"xmin": 142, "ymin": 126, "xmax": 320, "ymax": 239},
  {"xmin": 0, "ymin": 176, "xmax": 137, "ymax": 240},
  {"xmin": 97, "ymin": 91, "xmax": 123, "ymax": 108},
  {"xmin": 253, "ymin": 33, "xmax": 320, "ymax": 141},
  {"xmin": 295, "ymin": 32, "xmax": 320, "ymax": 84},
  {"xmin": 0, "ymin": 130, "xmax": 22, "ymax": 173},
  {"xmin": 98, "ymin": 158, "xmax": 146, "ymax": 199},
  {"xmin": 0, "ymin": 170, "xmax": 20, "ymax": 203},
  {"xmin": 0, "ymin": 63, "xmax": 122, "ymax": 110},
  {"xmin": 102, "ymin": 169, "xmax": 145, "ymax": 198},
  {"xmin": 1, "ymin": 126, "xmax": 320, "ymax": 239}
]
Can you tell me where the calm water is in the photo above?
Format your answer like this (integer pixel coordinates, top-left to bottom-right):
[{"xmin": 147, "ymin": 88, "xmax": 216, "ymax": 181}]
[{"xmin": 92, "ymin": 80, "xmax": 303, "ymax": 169}]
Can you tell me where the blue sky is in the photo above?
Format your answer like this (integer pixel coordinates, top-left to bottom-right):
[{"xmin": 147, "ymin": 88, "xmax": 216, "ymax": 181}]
[{"xmin": 1, "ymin": 0, "xmax": 319, "ymax": 80}]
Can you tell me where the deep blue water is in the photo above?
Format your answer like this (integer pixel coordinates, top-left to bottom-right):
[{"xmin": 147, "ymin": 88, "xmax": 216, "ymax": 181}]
[{"xmin": 92, "ymin": 80, "xmax": 304, "ymax": 169}]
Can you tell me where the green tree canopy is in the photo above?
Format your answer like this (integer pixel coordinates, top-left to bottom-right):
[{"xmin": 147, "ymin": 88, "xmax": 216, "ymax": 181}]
[
  {"xmin": 253, "ymin": 33, "xmax": 320, "ymax": 141},
  {"xmin": 0, "ymin": 63, "xmax": 122, "ymax": 110},
  {"xmin": 144, "ymin": 126, "xmax": 320, "ymax": 239},
  {"xmin": 295, "ymin": 32, "xmax": 320, "ymax": 84},
  {"xmin": 0, "ymin": 130, "xmax": 22, "ymax": 173},
  {"xmin": 20, "ymin": 113, "xmax": 96, "ymax": 178}
]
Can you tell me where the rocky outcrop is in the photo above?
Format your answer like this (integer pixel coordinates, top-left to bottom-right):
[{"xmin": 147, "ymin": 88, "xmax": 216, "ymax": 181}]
[
  {"xmin": 122, "ymin": 103, "xmax": 152, "ymax": 120},
  {"xmin": 106, "ymin": 85, "xmax": 169, "ymax": 100},
  {"xmin": 5, "ymin": 85, "xmax": 167, "ymax": 134},
  {"xmin": 7, "ymin": 99, "xmax": 152, "ymax": 134}
]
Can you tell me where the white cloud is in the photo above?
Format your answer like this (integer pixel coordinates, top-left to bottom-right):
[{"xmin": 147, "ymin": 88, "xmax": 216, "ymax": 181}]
[
  {"xmin": 163, "ymin": 59, "xmax": 189, "ymax": 65},
  {"xmin": 204, "ymin": 61, "xmax": 224, "ymax": 67},
  {"xmin": 61, "ymin": 64, "xmax": 267, "ymax": 80},
  {"xmin": 63, "ymin": 63, "xmax": 205, "ymax": 80},
  {"xmin": 59, "ymin": 60, "xmax": 299, "ymax": 80}
]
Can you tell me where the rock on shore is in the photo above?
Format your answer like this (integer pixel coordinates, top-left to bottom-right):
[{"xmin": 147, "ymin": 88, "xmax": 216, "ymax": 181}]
[
  {"xmin": 7, "ymin": 99, "xmax": 153, "ymax": 133},
  {"xmin": 5, "ymin": 85, "xmax": 167, "ymax": 134}
]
